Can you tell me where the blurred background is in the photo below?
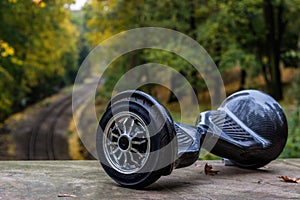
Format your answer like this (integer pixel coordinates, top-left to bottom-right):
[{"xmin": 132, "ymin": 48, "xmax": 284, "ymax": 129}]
[{"xmin": 0, "ymin": 0, "xmax": 299, "ymax": 160}]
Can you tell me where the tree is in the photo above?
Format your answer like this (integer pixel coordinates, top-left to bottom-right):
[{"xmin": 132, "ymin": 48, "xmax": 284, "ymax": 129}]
[
  {"xmin": 262, "ymin": 0, "xmax": 300, "ymax": 100},
  {"xmin": 195, "ymin": 0, "xmax": 300, "ymax": 100},
  {"xmin": 0, "ymin": 0, "xmax": 79, "ymax": 121},
  {"xmin": 263, "ymin": 0, "xmax": 284, "ymax": 100},
  {"xmin": 83, "ymin": 0, "xmax": 300, "ymax": 102},
  {"xmin": 84, "ymin": 0, "xmax": 207, "ymax": 103}
]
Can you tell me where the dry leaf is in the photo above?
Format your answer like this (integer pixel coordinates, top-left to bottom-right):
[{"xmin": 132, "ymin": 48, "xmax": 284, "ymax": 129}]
[
  {"xmin": 278, "ymin": 176, "xmax": 300, "ymax": 183},
  {"xmin": 204, "ymin": 163, "xmax": 220, "ymax": 175},
  {"xmin": 58, "ymin": 194, "xmax": 78, "ymax": 198}
]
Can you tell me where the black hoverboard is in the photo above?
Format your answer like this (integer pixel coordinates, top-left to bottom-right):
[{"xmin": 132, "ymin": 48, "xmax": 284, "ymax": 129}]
[{"xmin": 96, "ymin": 90, "xmax": 288, "ymax": 188}]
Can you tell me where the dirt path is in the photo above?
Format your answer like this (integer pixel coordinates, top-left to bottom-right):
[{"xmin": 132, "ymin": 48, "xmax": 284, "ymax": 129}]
[
  {"xmin": 26, "ymin": 93, "xmax": 73, "ymax": 160},
  {"xmin": 1, "ymin": 81, "xmax": 97, "ymax": 160}
]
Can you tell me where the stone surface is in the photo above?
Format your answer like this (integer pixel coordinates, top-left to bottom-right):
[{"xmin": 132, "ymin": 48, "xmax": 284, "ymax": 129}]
[{"xmin": 0, "ymin": 159, "xmax": 299, "ymax": 199}]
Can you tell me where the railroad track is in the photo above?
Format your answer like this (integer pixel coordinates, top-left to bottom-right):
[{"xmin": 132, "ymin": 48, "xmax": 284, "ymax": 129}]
[
  {"xmin": 28, "ymin": 94, "xmax": 72, "ymax": 159},
  {"xmin": 28, "ymin": 81, "xmax": 97, "ymax": 160}
]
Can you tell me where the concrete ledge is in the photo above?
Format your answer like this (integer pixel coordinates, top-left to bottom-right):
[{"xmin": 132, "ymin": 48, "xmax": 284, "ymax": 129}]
[{"xmin": 0, "ymin": 159, "xmax": 299, "ymax": 199}]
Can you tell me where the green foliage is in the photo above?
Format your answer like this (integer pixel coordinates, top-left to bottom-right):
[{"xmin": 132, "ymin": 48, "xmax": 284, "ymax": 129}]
[
  {"xmin": 0, "ymin": 0, "xmax": 79, "ymax": 121},
  {"xmin": 84, "ymin": 0, "xmax": 299, "ymax": 99},
  {"xmin": 196, "ymin": 0, "xmax": 300, "ymax": 99},
  {"xmin": 280, "ymin": 107, "xmax": 300, "ymax": 158},
  {"xmin": 287, "ymin": 70, "xmax": 300, "ymax": 104},
  {"xmin": 95, "ymin": 52, "xmax": 139, "ymax": 103},
  {"xmin": 201, "ymin": 153, "xmax": 220, "ymax": 161},
  {"xmin": 280, "ymin": 70, "xmax": 300, "ymax": 158},
  {"xmin": 196, "ymin": 0, "xmax": 265, "ymax": 74},
  {"xmin": 85, "ymin": 0, "xmax": 209, "ymax": 103}
]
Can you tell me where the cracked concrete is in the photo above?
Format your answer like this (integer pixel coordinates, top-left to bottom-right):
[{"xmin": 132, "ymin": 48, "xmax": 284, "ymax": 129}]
[{"xmin": 0, "ymin": 159, "xmax": 299, "ymax": 199}]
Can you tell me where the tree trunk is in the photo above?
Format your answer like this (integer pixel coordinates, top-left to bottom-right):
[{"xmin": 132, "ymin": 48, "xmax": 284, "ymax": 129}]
[
  {"xmin": 263, "ymin": 0, "xmax": 283, "ymax": 100},
  {"xmin": 239, "ymin": 69, "xmax": 247, "ymax": 90},
  {"xmin": 189, "ymin": 0, "xmax": 201, "ymax": 104}
]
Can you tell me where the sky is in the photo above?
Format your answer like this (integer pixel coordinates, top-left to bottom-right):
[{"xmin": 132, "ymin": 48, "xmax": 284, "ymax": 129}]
[{"xmin": 70, "ymin": 0, "xmax": 87, "ymax": 10}]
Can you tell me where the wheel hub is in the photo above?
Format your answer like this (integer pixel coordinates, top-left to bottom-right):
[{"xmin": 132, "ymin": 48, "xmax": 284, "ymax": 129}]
[
  {"xmin": 103, "ymin": 112, "xmax": 151, "ymax": 174},
  {"xmin": 118, "ymin": 135, "xmax": 131, "ymax": 151}
]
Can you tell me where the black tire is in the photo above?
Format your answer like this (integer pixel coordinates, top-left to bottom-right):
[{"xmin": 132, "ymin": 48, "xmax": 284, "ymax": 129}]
[
  {"xmin": 96, "ymin": 90, "xmax": 177, "ymax": 188},
  {"xmin": 229, "ymin": 158, "xmax": 274, "ymax": 169}
]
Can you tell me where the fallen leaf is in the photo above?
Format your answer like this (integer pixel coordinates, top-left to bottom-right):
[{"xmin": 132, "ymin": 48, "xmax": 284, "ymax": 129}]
[
  {"xmin": 204, "ymin": 163, "xmax": 220, "ymax": 175},
  {"xmin": 58, "ymin": 194, "xmax": 78, "ymax": 198},
  {"xmin": 278, "ymin": 176, "xmax": 300, "ymax": 183}
]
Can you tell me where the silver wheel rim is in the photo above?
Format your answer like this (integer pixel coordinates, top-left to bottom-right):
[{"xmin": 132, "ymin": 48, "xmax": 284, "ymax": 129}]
[{"xmin": 103, "ymin": 111, "xmax": 151, "ymax": 174}]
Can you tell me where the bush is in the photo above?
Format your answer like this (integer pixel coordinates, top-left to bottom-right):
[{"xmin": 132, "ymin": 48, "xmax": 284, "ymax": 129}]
[{"xmin": 280, "ymin": 107, "xmax": 300, "ymax": 158}]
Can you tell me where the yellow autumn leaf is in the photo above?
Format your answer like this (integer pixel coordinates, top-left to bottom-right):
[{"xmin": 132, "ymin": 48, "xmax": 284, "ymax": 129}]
[
  {"xmin": 1, "ymin": 51, "xmax": 8, "ymax": 57},
  {"xmin": 263, "ymin": 56, "xmax": 269, "ymax": 63},
  {"xmin": 6, "ymin": 47, "xmax": 14, "ymax": 56},
  {"xmin": 1, "ymin": 42, "xmax": 9, "ymax": 49},
  {"xmin": 39, "ymin": 2, "xmax": 46, "ymax": 8},
  {"xmin": 32, "ymin": 0, "xmax": 46, "ymax": 8},
  {"xmin": 0, "ymin": 41, "xmax": 15, "ymax": 57}
]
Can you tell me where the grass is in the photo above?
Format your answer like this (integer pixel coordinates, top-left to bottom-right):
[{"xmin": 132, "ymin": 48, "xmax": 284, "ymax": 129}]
[{"xmin": 280, "ymin": 105, "xmax": 300, "ymax": 158}]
